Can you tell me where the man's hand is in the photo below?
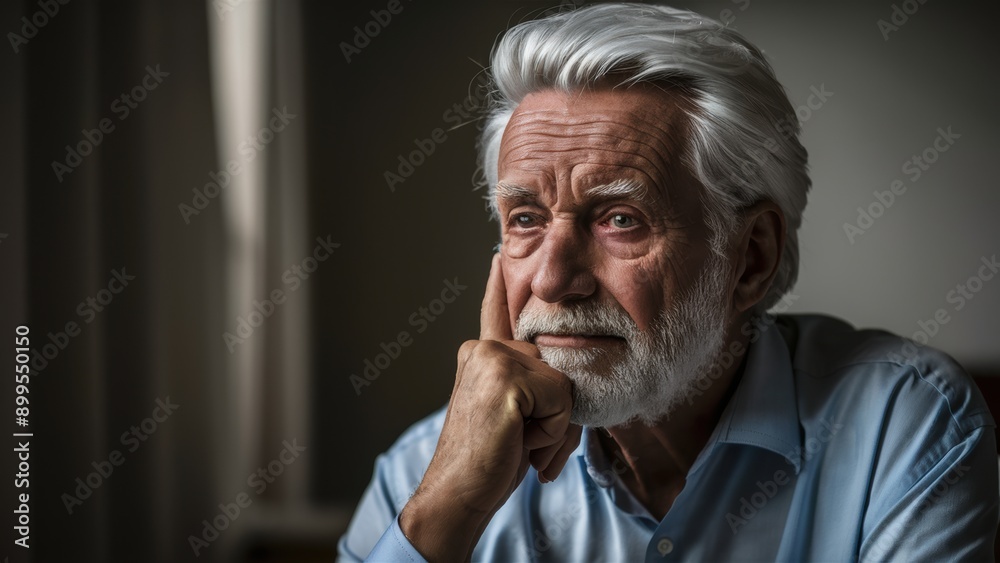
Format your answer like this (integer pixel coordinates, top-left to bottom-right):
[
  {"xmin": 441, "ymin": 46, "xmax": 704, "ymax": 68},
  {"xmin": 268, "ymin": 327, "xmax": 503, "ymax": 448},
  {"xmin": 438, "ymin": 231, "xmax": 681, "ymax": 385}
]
[{"xmin": 399, "ymin": 254, "xmax": 581, "ymax": 562}]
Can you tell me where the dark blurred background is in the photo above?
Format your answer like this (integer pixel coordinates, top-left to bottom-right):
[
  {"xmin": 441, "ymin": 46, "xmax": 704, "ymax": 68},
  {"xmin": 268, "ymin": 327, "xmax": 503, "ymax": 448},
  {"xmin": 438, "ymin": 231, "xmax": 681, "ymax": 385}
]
[{"xmin": 1, "ymin": 0, "xmax": 998, "ymax": 561}]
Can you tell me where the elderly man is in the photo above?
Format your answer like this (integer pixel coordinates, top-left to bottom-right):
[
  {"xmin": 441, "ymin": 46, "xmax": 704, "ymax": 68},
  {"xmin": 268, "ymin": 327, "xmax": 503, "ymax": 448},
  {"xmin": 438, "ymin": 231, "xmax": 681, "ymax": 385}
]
[{"xmin": 339, "ymin": 4, "xmax": 998, "ymax": 561}]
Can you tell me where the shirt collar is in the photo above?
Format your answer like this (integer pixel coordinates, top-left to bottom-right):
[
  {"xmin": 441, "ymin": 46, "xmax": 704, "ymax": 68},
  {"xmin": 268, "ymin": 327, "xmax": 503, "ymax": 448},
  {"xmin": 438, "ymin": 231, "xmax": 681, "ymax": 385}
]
[
  {"xmin": 695, "ymin": 319, "xmax": 802, "ymax": 474},
  {"xmin": 582, "ymin": 428, "xmax": 617, "ymax": 487},
  {"xmin": 580, "ymin": 319, "xmax": 803, "ymax": 486}
]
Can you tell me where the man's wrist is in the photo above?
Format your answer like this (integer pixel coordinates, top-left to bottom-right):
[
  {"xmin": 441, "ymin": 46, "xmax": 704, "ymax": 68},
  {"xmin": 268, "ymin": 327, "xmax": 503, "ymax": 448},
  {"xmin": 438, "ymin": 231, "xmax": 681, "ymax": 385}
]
[{"xmin": 399, "ymin": 486, "xmax": 488, "ymax": 563}]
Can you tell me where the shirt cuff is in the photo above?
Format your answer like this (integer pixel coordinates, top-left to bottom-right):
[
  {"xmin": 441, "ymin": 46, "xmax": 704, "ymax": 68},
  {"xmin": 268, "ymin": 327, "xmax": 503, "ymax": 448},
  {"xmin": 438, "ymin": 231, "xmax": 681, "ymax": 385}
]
[{"xmin": 365, "ymin": 515, "xmax": 428, "ymax": 562}]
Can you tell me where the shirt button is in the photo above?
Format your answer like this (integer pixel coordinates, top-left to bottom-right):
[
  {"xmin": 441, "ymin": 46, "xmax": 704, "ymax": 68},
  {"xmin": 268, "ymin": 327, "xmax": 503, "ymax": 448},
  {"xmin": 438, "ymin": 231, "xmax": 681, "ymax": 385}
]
[{"xmin": 656, "ymin": 537, "xmax": 674, "ymax": 556}]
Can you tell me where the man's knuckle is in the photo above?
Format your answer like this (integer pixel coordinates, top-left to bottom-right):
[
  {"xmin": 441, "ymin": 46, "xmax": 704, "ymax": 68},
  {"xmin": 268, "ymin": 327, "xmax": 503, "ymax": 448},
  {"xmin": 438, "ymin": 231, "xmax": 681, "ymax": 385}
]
[
  {"xmin": 484, "ymin": 354, "xmax": 516, "ymax": 381},
  {"xmin": 458, "ymin": 340, "xmax": 478, "ymax": 359},
  {"xmin": 479, "ymin": 339, "xmax": 505, "ymax": 352}
]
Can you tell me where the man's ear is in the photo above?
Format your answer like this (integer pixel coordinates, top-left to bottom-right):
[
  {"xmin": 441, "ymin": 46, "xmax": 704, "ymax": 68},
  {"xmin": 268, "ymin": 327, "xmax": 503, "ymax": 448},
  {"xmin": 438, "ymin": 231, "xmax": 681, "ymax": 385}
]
[{"xmin": 730, "ymin": 201, "xmax": 786, "ymax": 314}]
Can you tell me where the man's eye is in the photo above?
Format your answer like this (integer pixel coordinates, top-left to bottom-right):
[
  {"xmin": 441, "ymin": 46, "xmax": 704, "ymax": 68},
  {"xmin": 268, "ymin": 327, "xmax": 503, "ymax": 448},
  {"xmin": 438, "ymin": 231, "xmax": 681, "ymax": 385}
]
[
  {"xmin": 513, "ymin": 214, "xmax": 539, "ymax": 228},
  {"xmin": 609, "ymin": 214, "xmax": 637, "ymax": 229}
]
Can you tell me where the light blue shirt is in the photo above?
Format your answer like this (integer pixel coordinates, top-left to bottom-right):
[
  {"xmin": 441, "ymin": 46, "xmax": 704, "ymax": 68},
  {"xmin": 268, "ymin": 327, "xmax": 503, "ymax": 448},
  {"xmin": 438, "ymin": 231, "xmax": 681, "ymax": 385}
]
[{"xmin": 339, "ymin": 314, "xmax": 998, "ymax": 562}]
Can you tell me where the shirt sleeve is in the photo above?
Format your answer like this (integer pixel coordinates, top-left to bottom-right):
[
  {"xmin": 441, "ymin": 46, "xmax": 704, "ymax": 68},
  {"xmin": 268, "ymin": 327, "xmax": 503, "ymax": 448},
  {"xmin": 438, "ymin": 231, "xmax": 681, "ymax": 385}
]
[
  {"xmin": 337, "ymin": 515, "xmax": 427, "ymax": 563},
  {"xmin": 337, "ymin": 454, "xmax": 428, "ymax": 563},
  {"xmin": 859, "ymin": 425, "xmax": 999, "ymax": 562}
]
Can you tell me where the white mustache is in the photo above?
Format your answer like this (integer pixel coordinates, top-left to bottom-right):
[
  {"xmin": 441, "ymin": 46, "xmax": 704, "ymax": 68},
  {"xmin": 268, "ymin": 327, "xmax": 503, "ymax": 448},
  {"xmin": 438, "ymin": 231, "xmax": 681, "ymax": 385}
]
[{"xmin": 515, "ymin": 301, "xmax": 637, "ymax": 342}]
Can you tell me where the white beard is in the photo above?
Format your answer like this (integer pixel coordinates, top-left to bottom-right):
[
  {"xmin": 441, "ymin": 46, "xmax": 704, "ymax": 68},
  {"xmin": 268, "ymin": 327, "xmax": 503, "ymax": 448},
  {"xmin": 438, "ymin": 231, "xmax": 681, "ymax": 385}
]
[{"xmin": 514, "ymin": 256, "xmax": 730, "ymax": 428}]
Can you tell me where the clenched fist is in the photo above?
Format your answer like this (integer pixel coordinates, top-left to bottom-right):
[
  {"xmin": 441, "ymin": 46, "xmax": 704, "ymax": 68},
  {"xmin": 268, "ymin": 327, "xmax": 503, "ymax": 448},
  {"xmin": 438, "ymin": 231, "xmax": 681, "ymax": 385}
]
[{"xmin": 399, "ymin": 254, "xmax": 581, "ymax": 562}]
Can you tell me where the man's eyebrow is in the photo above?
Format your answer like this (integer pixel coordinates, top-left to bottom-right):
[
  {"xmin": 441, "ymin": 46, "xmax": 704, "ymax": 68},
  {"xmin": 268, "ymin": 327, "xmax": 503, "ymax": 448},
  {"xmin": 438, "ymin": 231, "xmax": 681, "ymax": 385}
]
[
  {"xmin": 495, "ymin": 181, "xmax": 537, "ymax": 202},
  {"xmin": 584, "ymin": 179, "xmax": 654, "ymax": 206},
  {"xmin": 495, "ymin": 179, "xmax": 655, "ymax": 206}
]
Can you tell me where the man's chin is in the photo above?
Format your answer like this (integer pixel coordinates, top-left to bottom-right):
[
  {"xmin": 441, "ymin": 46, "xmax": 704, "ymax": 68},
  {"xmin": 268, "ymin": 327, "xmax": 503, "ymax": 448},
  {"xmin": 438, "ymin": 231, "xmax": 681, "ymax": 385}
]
[
  {"xmin": 570, "ymin": 395, "xmax": 680, "ymax": 429},
  {"xmin": 569, "ymin": 409, "xmax": 637, "ymax": 429},
  {"xmin": 559, "ymin": 360, "xmax": 699, "ymax": 429},
  {"xmin": 536, "ymin": 346, "xmax": 621, "ymax": 375}
]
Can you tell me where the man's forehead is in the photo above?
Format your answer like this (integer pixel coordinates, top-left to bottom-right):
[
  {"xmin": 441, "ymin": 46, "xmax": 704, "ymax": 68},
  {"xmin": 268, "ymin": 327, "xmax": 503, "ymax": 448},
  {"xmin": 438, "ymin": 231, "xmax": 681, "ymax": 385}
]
[
  {"xmin": 497, "ymin": 86, "xmax": 693, "ymax": 204},
  {"xmin": 503, "ymin": 89, "xmax": 687, "ymax": 157}
]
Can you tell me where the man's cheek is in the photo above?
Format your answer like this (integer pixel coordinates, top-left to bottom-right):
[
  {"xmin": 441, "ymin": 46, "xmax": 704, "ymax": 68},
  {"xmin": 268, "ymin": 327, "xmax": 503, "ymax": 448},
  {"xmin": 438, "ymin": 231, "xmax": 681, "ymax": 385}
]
[
  {"xmin": 597, "ymin": 261, "xmax": 662, "ymax": 314},
  {"xmin": 621, "ymin": 264, "xmax": 661, "ymax": 293},
  {"xmin": 612, "ymin": 283, "xmax": 663, "ymax": 333},
  {"xmin": 499, "ymin": 237, "xmax": 536, "ymax": 259}
]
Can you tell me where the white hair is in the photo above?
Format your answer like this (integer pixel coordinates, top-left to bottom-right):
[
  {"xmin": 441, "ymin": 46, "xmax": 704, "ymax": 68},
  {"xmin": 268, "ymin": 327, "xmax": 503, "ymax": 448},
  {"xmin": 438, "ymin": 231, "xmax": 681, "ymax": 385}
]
[{"xmin": 478, "ymin": 3, "xmax": 811, "ymax": 310}]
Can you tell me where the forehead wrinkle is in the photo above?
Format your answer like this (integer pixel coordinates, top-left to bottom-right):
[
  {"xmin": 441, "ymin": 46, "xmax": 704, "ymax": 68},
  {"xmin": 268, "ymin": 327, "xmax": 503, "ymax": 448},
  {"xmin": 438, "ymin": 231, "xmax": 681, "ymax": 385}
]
[
  {"xmin": 505, "ymin": 107, "xmax": 681, "ymax": 142},
  {"xmin": 502, "ymin": 138, "xmax": 675, "ymax": 202},
  {"xmin": 501, "ymin": 125, "xmax": 675, "ymax": 165},
  {"xmin": 504, "ymin": 114, "xmax": 680, "ymax": 155},
  {"xmin": 502, "ymin": 126, "xmax": 675, "ymax": 160},
  {"xmin": 500, "ymin": 117, "xmax": 683, "ymax": 195}
]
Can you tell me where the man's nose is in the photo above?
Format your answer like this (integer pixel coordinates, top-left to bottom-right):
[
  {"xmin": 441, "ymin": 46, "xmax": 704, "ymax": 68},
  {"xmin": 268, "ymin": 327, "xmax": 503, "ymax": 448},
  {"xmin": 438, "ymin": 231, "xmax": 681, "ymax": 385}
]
[{"xmin": 530, "ymin": 220, "xmax": 596, "ymax": 303}]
